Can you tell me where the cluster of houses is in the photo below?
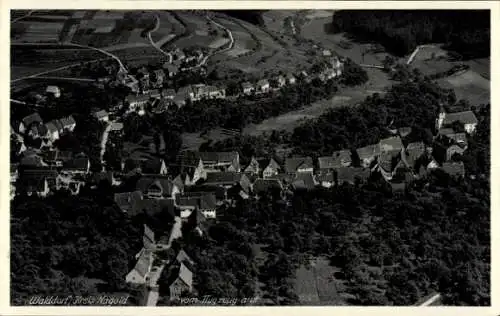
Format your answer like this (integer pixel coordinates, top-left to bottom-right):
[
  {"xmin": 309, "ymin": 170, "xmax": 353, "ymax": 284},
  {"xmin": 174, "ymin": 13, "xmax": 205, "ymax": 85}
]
[
  {"xmin": 120, "ymin": 56, "xmax": 345, "ymax": 116},
  {"xmin": 19, "ymin": 112, "xmax": 77, "ymax": 143}
]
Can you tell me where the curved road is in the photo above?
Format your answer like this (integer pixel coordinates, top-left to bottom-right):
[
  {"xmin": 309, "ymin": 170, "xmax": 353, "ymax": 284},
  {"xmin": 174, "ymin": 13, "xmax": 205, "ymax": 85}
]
[
  {"xmin": 147, "ymin": 15, "xmax": 173, "ymax": 63},
  {"xmin": 68, "ymin": 42, "xmax": 128, "ymax": 73}
]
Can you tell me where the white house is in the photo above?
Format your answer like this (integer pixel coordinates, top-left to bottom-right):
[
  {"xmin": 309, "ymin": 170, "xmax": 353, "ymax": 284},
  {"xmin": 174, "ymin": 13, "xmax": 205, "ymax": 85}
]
[
  {"xmin": 256, "ymin": 79, "xmax": 270, "ymax": 93},
  {"xmin": 46, "ymin": 85, "xmax": 61, "ymax": 98}
]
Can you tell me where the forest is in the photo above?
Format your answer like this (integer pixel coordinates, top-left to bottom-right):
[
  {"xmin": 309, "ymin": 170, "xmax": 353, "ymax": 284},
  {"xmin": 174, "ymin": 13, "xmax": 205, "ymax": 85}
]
[
  {"xmin": 331, "ymin": 10, "xmax": 490, "ymax": 59},
  {"xmin": 10, "ymin": 190, "xmax": 144, "ymax": 305}
]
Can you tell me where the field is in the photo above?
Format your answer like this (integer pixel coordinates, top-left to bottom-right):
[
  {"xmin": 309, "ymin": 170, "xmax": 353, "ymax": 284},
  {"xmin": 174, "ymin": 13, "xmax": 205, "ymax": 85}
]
[
  {"xmin": 243, "ymin": 87, "xmax": 380, "ymax": 136},
  {"xmin": 438, "ymin": 70, "xmax": 490, "ymax": 105},
  {"xmin": 294, "ymin": 257, "xmax": 349, "ymax": 305}
]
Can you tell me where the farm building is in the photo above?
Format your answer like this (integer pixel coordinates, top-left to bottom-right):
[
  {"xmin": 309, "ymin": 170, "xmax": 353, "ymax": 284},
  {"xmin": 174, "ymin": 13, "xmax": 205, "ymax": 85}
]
[{"xmin": 46, "ymin": 86, "xmax": 61, "ymax": 98}]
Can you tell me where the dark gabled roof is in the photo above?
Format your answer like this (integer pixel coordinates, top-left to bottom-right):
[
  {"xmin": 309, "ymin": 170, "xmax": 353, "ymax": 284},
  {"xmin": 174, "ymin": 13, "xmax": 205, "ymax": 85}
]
[
  {"xmin": 438, "ymin": 128, "xmax": 455, "ymax": 136},
  {"xmin": 63, "ymin": 157, "xmax": 89, "ymax": 171},
  {"xmin": 292, "ymin": 172, "xmax": 317, "ymax": 190},
  {"xmin": 398, "ymin": 127, "xmax": 412, "ymax": 137},
  {"xmin": 139, "ymin": 198, "xmax": 176, "ymax": 218},
  {"xmin": 177, "ymin": 151, "xmax": 202, "ymax": 167},
  {"xmin": 318, "ymin": 150, "xmax": 352, "ymax": 169},
  {"xmin": 59, "ymin": 116, "xmax": 76, "ymax": 127},
  {"xmin": 20, "ymin": 154, "xmax": 46, "ymax": 167},
  {"xmin": 22, "ymin": 113, "xmax": 43, "ymax": 127},
  {"xmin": 444, "ymin": 133, "xmax": 468, "ymax": 146},
  {"xmin": 441, "ymin": 162, "xmax": 465, "ymax": 177},
  {"xmin": 136, "ymin": 175, "xmax": 175, "ymax": 197},
  {"xmin": 316, "ymin": 172, "xmax": 334, "ymax": 183},
  {"xmin": 378, "ymin": 152, "xmax": 399, "ymax": 172},
  {"xmin": 114, "ymin": 191, "xmax": 143, "ymax": 214},
  {"xmin": 443, "ymin": 111, "xmax": 478, "ymax": 125},
  {"xmin": 336, "ymin": 167, "xmax": 370, "ymax": 184},
  {"xmin": 199, "ymin": 152, "xmax": 238, "ymax": 164},
  {"xmin": 402, "ymin": 142, "xmax": 425, "ymax": 169},
  {"xmin": 253, "ymin": 178, "xmax": 283, "ymax": 193},
  {"xmin": 284, "ymin": 157, "xmax": 313, "ymax": 173},
  {"xmin": 19, "ymin": 168, "xmax": 59, "ymax": 191},
  {"xmin": 44, "ymin": 121, "xmax": 60, "ymax": 133},
  {"xmin": 242, "ymin": 82, "xmax": 254, "ymax": 89},
  {"xmin": 43, "ymin": 149, "xmax": 74, "ymax": 162},
  {"xmin": 176, "ymin": 192, "xmax": 216, "ymax": 210},
  {"xmin": 204, "ymin": 172, "xmax": 242, "ymax": 185},
  {"xmin": 125, "ymin": 158, "xmax": 165, "ymax": 174}
]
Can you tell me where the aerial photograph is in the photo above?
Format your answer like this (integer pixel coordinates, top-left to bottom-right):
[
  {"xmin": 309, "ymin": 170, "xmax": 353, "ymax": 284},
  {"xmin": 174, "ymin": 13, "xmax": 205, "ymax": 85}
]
[{"xmin": 9, "ymin": 9, "xmax": 490, "ymax": 306}]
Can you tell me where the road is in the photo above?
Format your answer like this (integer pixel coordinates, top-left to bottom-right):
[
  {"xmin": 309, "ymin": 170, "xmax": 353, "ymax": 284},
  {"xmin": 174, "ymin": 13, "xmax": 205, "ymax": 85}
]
[
  {"xmin": 68, "ymin": 42, "xmax": 128, "ymax": 73},
  {"xmin": 100, "ymin": 121, "xmax": 113, "ymax": 169},
  {"xmin": 11, "ymin": 58, "xmax": 111, "ymax": 84},
  {"xmin": 11, "ymin": 10, "xmax": 35, "ymax": 23},
  {"xmin": 407, "ymin": 44, "xmax": 436, "ymax": 65},
  {"xmin": 147, "ymin": 15, "xmax": 173, "ymax": 64}
]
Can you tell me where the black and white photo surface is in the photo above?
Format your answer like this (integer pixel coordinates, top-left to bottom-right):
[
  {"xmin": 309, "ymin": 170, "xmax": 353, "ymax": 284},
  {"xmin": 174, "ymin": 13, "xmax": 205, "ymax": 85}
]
[{"xmin": 10, "ymin": 8, "xmax": 490, "ymax": 307}]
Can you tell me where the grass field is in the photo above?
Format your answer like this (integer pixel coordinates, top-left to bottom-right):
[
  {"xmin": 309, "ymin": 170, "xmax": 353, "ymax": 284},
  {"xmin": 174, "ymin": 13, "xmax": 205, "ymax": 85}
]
[
  {"xmin": 294, "ymin": 257, "xmax": 347, "ymax": 305},
  {"xmin": 243, "ymin": 87, "xmax": 377, "ymax": 136},
  {"xmin": 438, "ymin": 69, "xmax": 490, "ymax": 105}
]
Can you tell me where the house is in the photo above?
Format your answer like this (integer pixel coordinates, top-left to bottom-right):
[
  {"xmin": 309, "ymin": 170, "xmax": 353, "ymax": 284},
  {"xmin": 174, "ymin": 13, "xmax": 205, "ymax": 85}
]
[
  {"xmin": 162, "ymin": 88, "xmax": 176, "ymax": 100},
  {"xmin": 284, "ymin": 157, "xmax": 314, "ymax": 174},
  {"xmin": 322, "ymin": 49, "xmax": 332, "ymax": 57},
  {"xmin": 60, "ymin": 116, "xmax": 77, "ymax": 132},
  {"xmin": 379, "ymin": 136, "xmax": 404, "ymax": 155},
  {"xmin": 168, "ymin": 262, "xmax": 193, "ymax": 300},
  {"xmin": 124, "ymin": 158, "xmax": 168, "ymax": 175},
  {"xmin": 46, "ymin": 85, "xmax": 61, "ymax": 98},
  {"xmin": 175, "ymin": 192, "xmax": 217, "ymax": 219},
  {"xmin": 44, "ymin": 121, "xmax": 61, "ymax": 142},
  {"xmin": 286, "ymin": 73, "xmax": 296, "ymax": 85},
  {"xmin": 398, "ymin": 127, "xmax": 413, "ymax": 138},
  {"xmin": 199, "ymin": 151, "xmax": 240, "ymax": 173},
  {"xmin": 28, "ymin": 124, "xmax": 48, "ymax": 139},
  {"xmin": 446, "ymin": 144, "xmax": 467, "ymax": 161},
  {"xmin": 109, "ymin": 122, "xmax": 124, "ymax": 133},
  {"xmin": 19, "ymin": 113, "xmax": 43, "ymax": 134},
  {"xmin": 114, "ymin": 191, "xmax": 144, "ymax": 214},
  {"xmin": 185, "ymin": 209, "xmax": 207, "ymax": 236},
  {"xmin": 262, "ymin": 158, "xmax": 281, "ymax": 178},
  {"xmin": 93, "ymin": 110, "xmax": 109, "ymax": 122},
  {"xmin": 20, "ymin": 151, "xmax": 47, "ymax": 167},
  {"xmin": 176, "ymin": 151, "xmax": 207, "ymax": 186},
  {"xmin": 18, "ymin": 169, "xmax": 58, "ymax": 198},
  {"xmin": 436, "ymin": 109, "xmax": 478, "ymax": 134},
  {"xmin": 143, "ymin": 224, "xmax": 156, "ymax": 250},
  {"xmin": 56, "ymin": 173, "xmax": 85, "ymax": 195},
  {"xmin": 441, "ymin": 132, "xmax": 468, "ymax": 147},
  {"xmin": 126, "ymin": 249, "xmax": 153, "ymax": 285},
  {"xmin": 401, "ymin": 142, "xmax": 425, "ymax": 170},
  {"xmin": 125, "ymin": 94, "xmax": 150, "ymax": 113},
  {"xmin": 163, "ymin": 63, "xmax": 179, "ymax": 77},
  {"xmin": 252, "ymin": 178, "xmax": 284, "ymax": 197},
  {"xmin": 377, "ymin": 152, "xmax": 400, "ymax": 181},
  {"xmin": 292, "ymin": 172, "xmax": 317, "ymax": 191},
  {"xmin": 176, "ymin": 249, "xmax": 195, "ymax": 268},
  {"xmin": 43, "ymin": 149, "xmax": 74, "ymax": 167},
  {"xmin": 241, "ymin": 82, "xmax": 255, "ymax": 95},
  {"xmin": 271, "ymin": 75, "xmax": 286, "ymax": 88},
  {"xmin": 256, "ymin": 79, "xmax": 270, "ymax": 93},
  {"xmin": 135, "ymin": 175, "xmax": 180, "ymax": 199},
  {"xmin": 152, "ymin": 69, "xmax": 166, "ymax": 86},
  {"xmin": 330, "ymin": 56, "xmax": 344, "ymax": 76},
  {"xmin": 203, "ymin": 172, "xmax": 252, "ymax": 197},
  {"xmin": 335, "ymin": 167, "xmax": 370, "ymax": 185},
  {"xmin": 318, "ymin": 150, "xmax": 352, "ymax": 173},
  {"xmin": 441, "ymin": 161, "xmax": 465, "ymax": 177},
  {"xmin": 356, "ymin": 144, "xmax": 380, "ymax": 168},
  {"xmin": 191, "ymin": 84, "xmax": 226, "ymax": 101},
  {"xmin": 62, "ymin": 156, "xmax": 91, "ymax": 175},
  {"xmin": 316, "ymin": 172, "xmax": 335, "ymax": 188}
]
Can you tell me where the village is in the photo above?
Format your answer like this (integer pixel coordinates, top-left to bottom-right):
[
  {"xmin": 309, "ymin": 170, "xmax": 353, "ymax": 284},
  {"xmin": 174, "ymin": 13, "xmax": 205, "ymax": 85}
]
[{"xmin": 9, "ymin": 9, "xmax": 490, "ymax": 308}]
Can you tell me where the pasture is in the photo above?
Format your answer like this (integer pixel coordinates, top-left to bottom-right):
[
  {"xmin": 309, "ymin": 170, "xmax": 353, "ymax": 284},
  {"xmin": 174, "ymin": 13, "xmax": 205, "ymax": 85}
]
[{"xmin": 438, "ymin": 70, "xmax": 490, "ymax": 106}]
